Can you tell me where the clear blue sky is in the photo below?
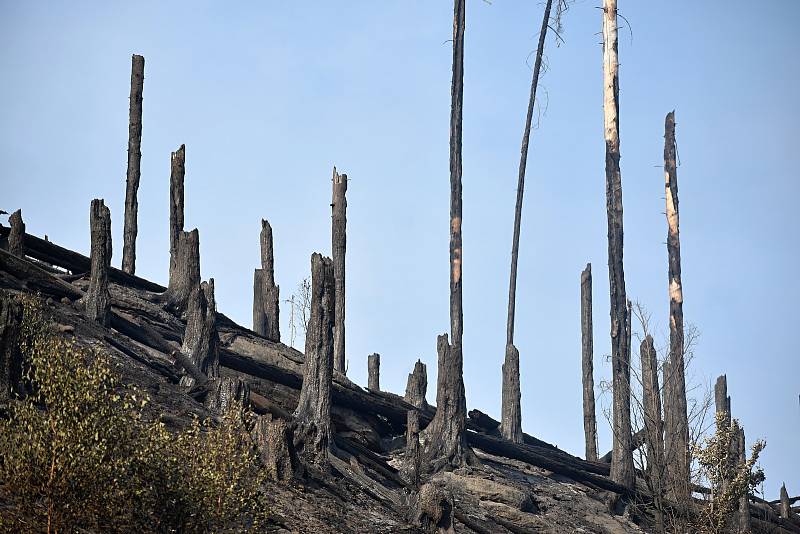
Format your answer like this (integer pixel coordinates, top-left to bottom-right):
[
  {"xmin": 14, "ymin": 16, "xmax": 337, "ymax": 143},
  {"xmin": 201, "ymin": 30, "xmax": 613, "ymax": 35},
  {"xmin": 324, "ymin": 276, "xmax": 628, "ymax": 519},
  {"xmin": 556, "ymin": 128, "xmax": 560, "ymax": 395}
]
[{"xmin": 2, "ymin": 1, "xmax": 797, "ymax": 499}]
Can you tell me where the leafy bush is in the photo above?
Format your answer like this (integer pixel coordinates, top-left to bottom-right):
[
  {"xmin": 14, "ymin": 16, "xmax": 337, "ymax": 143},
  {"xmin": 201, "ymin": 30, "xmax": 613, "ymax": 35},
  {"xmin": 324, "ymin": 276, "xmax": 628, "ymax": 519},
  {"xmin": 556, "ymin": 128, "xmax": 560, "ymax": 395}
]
[{"xmin": 0, "ymin": 295, "xmax": 269, "ymax": 533}]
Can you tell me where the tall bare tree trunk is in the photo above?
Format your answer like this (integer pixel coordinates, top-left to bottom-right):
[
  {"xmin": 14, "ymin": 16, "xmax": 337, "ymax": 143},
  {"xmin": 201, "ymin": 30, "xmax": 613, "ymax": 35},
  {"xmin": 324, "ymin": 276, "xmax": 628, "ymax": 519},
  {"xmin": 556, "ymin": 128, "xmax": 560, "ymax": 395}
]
[
  {"xmin": 7, "ymin": 210, "xmax": 25, "ymax": 258},
  {"xmin": 122, "ymin": 54, "xmax": 144, "ymax": 275},
  {"xmin": 663, "ymin": 110, "xmax": 690, "ymax": 501},
  {"xmin": 83, "ymin": 199, "xmax": 112, "ymax": 325},
  {"xmin": 253, "ymin": 219, "xmax": 280, "ymax": 341},
  {"xmin": 421, "ymin": 0, "xmax": 474, "ymax": 474},
  {"xmin": 581, "ymin": 263, "xmax": 598, "ymax": 461},
  {"xmin": 502, "ymin": 0, "xmax": 554, "ymax": 444},
  {"xmin": 169, "ymin": 144, "xmax": 185, "ymax": 282},
  {"xmin": 332, "ymin": 167, "xmax": 347, "ymax": 374},
  {"xmin": 293, "ymin": 253, "xmax": 335, "ymax": 468},
  {"xmin": 602, "ymin": 0, "xmax": 633, "ymax": 490}
]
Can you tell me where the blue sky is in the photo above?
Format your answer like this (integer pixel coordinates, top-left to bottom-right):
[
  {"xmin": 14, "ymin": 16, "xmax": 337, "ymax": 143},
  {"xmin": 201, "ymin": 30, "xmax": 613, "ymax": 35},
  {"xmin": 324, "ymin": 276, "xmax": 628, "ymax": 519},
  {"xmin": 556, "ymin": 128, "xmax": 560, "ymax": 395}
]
[{"xmin": 1, "ymin": 1, "xmax": 797, "ymax": 498}]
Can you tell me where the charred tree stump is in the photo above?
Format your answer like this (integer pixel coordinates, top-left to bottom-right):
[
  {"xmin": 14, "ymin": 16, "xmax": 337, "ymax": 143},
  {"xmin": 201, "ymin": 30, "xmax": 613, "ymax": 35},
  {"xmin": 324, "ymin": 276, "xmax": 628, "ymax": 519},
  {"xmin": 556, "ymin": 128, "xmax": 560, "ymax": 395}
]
[
  {"xmin": 663, "ymin": 110, "xmax": 690, "ymax": 502},
  {"xmin": 602, "ymin": 0, "xmax": 633, "ymax": 491},
  {"xmin": 169, "ymin": 144, "xmax": 185, "ymax": 282},
  {"xmin": 253, "ymin": 413, "xmax": 298, "ymax": 482},
  {"xmin": 8, "ymin": 210, "xmax": 25, "ymax": 257},
  {"xmin": 500, "ymin": 343, "xmax": 522, "ymax": 443},
  {"xmin": 715, "ymin": 374, "xmax": 732, "ymax": 427},
  {"xmin": 82, "ymin": 199, "xmax": 112, "ymax": 325},
  {"xmin": 0, "ymin": 293, "xmax": 23, "ymax": 402},
  {"xmin": 368, "ymin": 352, "xmax": 380, "ymax": 391},
  {"xmin": 581, "ymin": 263, "xmax": 598, "ymax": 461},
  {"xmin": 122, "ymin": 54, "xmax": 144, "ymax": 275},
  {"xmin": 406, "ymin": 409, "xmax": 421, "ymax": 488},
  {"xmin": 253, "ymin": 219, "xmax": 280, "ymax": 341},
  {"xmin": 331, "ymin": 167, "xmax": 347, "ymax": 374},
  {"xmin": 166, "ymin": 229, "xmax": 200, "ymax": 313},
  {"xmin": 640, "ymin": 335, "xmax": 665, "ymax": 498},
  {"xmin": 293, "ymin": 253, "xmax": 335, "ymax": 468},
  {"xmin": 405, "ymin": 359, "xmax": 428, "ymax": 410},
  {"xmin": 781, "ymin": 484, "xmax": 791, "ymax": 519},
  {"xmin": 179, "ymin": 279, "xmax": 219, "ymax": 387},
  {"xmin": 205, "ymin": 376, "xmax": 249, "ymax": 413}
]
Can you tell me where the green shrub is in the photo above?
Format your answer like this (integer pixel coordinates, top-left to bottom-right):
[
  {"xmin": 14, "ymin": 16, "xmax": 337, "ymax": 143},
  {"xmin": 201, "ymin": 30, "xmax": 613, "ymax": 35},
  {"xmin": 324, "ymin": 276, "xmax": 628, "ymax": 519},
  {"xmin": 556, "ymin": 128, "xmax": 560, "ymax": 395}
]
[{"xmin": 0, "ymin": 295, "xmax": 269, "ymax": 533}]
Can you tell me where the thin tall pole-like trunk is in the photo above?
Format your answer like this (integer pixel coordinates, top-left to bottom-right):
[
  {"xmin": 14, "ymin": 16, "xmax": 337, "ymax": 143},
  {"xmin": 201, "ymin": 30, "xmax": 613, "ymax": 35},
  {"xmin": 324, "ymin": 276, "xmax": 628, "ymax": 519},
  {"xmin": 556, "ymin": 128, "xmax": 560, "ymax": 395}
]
[
  {"xmin": 663, "ymin": 110, "xmax": 690, "ymax": 501},
  {"xmin": 122, "ymin": 54, "xmax": 144, "ymax": 275},
  {"xmin": 601, "ymin": 0, "xmax": 633, "ymax": 490},
  {"xmin": 501, "ymin": 0, "xmax": 554, "ymax": 444},
  {"xmin": 580, "ymin": 263, "xmax": 598, "ymax": 461},
  {"xmin": 332, "ymin": 167, "xmax": 347, "ymax": 374}
]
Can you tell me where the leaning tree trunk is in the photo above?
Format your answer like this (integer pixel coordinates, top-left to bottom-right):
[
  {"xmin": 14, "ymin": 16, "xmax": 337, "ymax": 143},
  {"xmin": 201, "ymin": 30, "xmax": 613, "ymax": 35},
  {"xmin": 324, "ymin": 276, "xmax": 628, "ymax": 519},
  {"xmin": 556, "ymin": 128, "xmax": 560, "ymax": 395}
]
[
  {"xmin": 641, "ymin": 334, "xmax": 665, "ymax": 527},
  {"xmin": 602, "ymin": 0, "xmax": 634, "ymax": 490},
  {"xmin": 82, "ymin": 199, "xmax": 112, "ymax": 325},
  {"xmin": 663, "ymin": 110, "xmax": 690, "ymax": 501},
  {"xmin": 0, "ymin": 292, "xmax": 23, "ymax": 402},
  {"xmin": 293, "ymin": 253, "xmax": 335, "ymax": 468},
  {"xmin": 405, "ymin": 359, "xmax": 428, "ymax": 410},
  {"xmin": 179, "ymin": 279, "xmax": 219, "ymax": 387},
  {"xmin": 421, "ymin": 0, "xmax": 474, "ymax": 473},
  {"xmin": 122, "ymin": 54, "xmax": 144, "ymax": 275},
  {"xmin": 332, "ymin": 167, "xmax": 347, "ymax": 373},
  {"xmin": 165, "ymin": 229, "xmax": 200, "ymax": 313},
  {"xmin": 502, "ymin": 0, "xmax": 554, "ymax": 446},
  {"xmin": 253, "ymin": 219, "xmax": 280, "ymax": 341},
  {"xmin": 169, "ymin": 144, "xmax": 185, "ymax": 282},
  {"xmin": 8, "ymin": 210, "xmax": 25, "ymax": 257},
  {"xmin": 367, "ymin": 353, "xmax": 380, "ymax": 391},
  {"xmin": 580, "ymin": 263, "xmax": 598, "ymax": 461}
]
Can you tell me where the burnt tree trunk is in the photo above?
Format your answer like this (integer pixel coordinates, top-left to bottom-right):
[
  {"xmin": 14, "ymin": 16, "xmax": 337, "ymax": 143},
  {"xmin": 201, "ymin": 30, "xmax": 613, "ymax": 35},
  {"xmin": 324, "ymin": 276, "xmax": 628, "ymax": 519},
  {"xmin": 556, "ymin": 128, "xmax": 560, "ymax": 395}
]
[
  {"xmin": 205, "ymin": 376, "xmax": 249, "ymax": 413},
  {"xmin": 169, "ymin": 144, "xmax": 185, "ymax": 282},
  {"xmin": 602, "ymin": 0, "xmax": 634, "ymax": 490},
  {"xmin": 179, "ymin": 279, "xmax": 219, "ymax": 387},
  {"xmin": 737, "ymin": 426, "xmax": 752, "ymax": 533},
  {"xmin": 83, "ymin": 199, "xmax": 112, "ymax": 325},
  {"xmin": 581, "ymin": 263, "xmax": 598, "ymax": 461},
  {"xmin": 253, "ymin": 219, "xmax": 280, "ymax": 341},
  {"xmin": 640, "ymin": 334, "xmax": 665, "ymax": 517},
  {"xmin": 663, "ymin": 110, "xmax": 690, "ymax": 501},
  {"xmin": 781, "ymin": 484, "xmax": 791, "ymax": 519},
  {"xmin": 406, "ymin": 409, "xmax": 421, "ymax": 488},
  {"xmin": 122, "ymin": 54, "xmax": 144, "ymax": 275},
  {"xmin": 166, "ymin": 229, "xmax": 200, "ymax": 313},
  {"xmin": 332, "ymin": 167, "xmax": 347, "ymax": 374},
  {"xmin": 502, "ymin": 0, "xmax": 553, "ymax": 448},
  {"xmin": 0, "ymin": 293, "xmax": 23, "ymax": 402},
  {"xmin": 405, "ymin": 359, "xmax": 428, "ymax": 410},
  {"xmin": 368, "ymin": 352, "xmax": 380, "ymax": 391},
  {"xmin": 500, "ymin": 343, "xmax": 522, "ymax": 443},
  {"xmin": 8, "ymin": 210, "xmax": 25, "ymax": 257},
  {"xmin": 253, "ymin": 413, "xmax": 298, "ymax": 482},
  {"xmin": 293, "ymin": 253, "xmax": 335, "ymax": 467},
  {"xmin": 715, "ymin": 374, "xmax": 731, "ymax": 428}
]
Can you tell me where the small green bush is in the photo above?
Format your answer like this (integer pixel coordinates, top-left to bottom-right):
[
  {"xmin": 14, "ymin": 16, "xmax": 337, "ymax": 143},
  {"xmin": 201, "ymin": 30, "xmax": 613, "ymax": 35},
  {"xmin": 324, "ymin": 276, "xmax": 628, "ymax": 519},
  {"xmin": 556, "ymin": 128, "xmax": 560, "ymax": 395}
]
[{"xmin": 0, "ymin": 295, "xmax": 269, "ymax": 533}]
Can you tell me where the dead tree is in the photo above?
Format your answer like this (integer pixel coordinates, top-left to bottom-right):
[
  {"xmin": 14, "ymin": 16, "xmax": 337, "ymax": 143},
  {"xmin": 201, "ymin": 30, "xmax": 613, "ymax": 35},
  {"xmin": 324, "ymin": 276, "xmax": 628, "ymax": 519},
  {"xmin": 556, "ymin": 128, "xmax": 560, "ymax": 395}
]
[
  {"xmin": 406, "ymin": 409, "xmax": 421, "ymax": 488},
  {"xmin": 737, "ymin": 426, "xmax": 752, "ymax": 533},
  {"xmin": 581, "ymin": 263, "xmax": 598, "ymax": 460},
  {"xmin": 8, "ymin": 210, "xmax": 25, "ymax": 257},
  {"xmin": 179, "ymin": 279, "xmax": 219, "ymax": 387},
  {"xmin": 252, "ymin": 413, "xmax": 297, "ymax": 482},
  {"xmin": 640, "ymin": 335, "xmax": 665, "ymax": 512},
  {"xmin": 83, "ymin": 199, "xmax": 112, "ymax": 325},
  {"xmin": 663, "ymin": 110, "xmax": 690, "ymax": 501},
  {"xmin": 293, "ymin": 253, "xmax": 335, "ymax": 467},
  {"xmin": 780, "ymin": 484, "xmax": 791, "ymax": 519},
  {"xmin": 405, "ymin": 359, "xmax": 428, "ymax": 410},
  {"xmin": 332, "ymin": 167, "xmax": 347, "ymax": 374},
  {"xmin": 368, "ymin": 353, "xmax": 380, "ymax": 391},
  {"xmin": 122, "ymin": 54, "xmax": 145, "ymax": 275},
  {"xmin": 169, "ymin": 144, "xmax": 185, "ymax": 282},
  {"xmin": 0, "ymin": 293, "xmax": 23, "ymax": 402},
  {"xmin": 205, "ymin": 376, "xmax": 249, "ymax": 413},
  {"xmin": 165, "ymin": 229, "xmax": 200, "ymax": 313},
  {"xmin": 502, "ymin": 0, "xmax": 555, "ymax": 447},
  {"xmin": 500, "ymin": 343, "xmax": 522, "ymax": 443},
  {"xmin": 715, "ymin": 374, "xmax": 731, "ymax": 427},
  {"xmin": 253, "ymin": 219, "xmax": 280, "ymax": 341},
  {"xmin": 602, "ymin": 0, "xmax": 634, "ymax": 490}
]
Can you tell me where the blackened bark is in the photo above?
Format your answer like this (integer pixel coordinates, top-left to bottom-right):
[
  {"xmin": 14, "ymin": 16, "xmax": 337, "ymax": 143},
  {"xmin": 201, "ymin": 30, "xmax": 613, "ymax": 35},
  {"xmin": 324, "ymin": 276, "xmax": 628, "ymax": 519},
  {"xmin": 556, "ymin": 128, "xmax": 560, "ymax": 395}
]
[
  {"xmin": 253, "ymin": 413, "xmax": 298, "ymax": 482},
  {"xmin": 715, "ymin": 374, "xmax": 731, "ymax": 428},
  {"xmin": 332, "ymin": 167, "xmax": 347, "ymax": 373},
  {"xmin": 368, "ymin": 352, "xmax": 380, "ymax": 391},
  {"xmin": 640, "ymin": 336, "xmax": 665, "ymax": 496},
  {"xmin": 8, "ymin": 210, "xmax": 24, "ymax": 257},
  {"xmin": 406, "ymin": 409, "xmax": 421, "ymax": 488},
  {"xmin": 663, "ymin": 110, "xmax": 690, "ymax": 501},
  {"xmin": 0, "ymin": 293, "xmax": 23, "ymax": 402},
  {"xmin": 166, "ymin": 229, "xmax": 200, "ymax": 313},
  {"xmin": 781, "ymin": 484, "xmax": 791, "ymax": 519},
  {"xmin": 602, "ymin": 0, "xmax": 633, "ymax": 490},
  {"xmin": 293, "ymin": 253, "xmax": 335, "ymax": 467},
  {"xmin": 205, "ymin": 376, "xmax": 249, "ymax": 413},
  {"xmin": 405, "ymin": 359, "xmax": 428, "ymax": 410},
  {"xmin": 253, "ymin": 219, "xmax": 280, "ymax": 341},
  {"xmin": 179, "ymin": 279, "xmax": 219, "ymax": 387},
  {"xmin": 169, "ymin": 144, "xmax": 185, "ymax": 282},
  {"xmin": 500, "ymin": 343, "xmax": 522, "ymax": 443},
  {"xmin": 83, "ymin": 199, "xmax": 112, "ymax": 325},
  {"xmin": 122, "ymin": 54, "xmax": 144, "ymax": 275},
  {"xmin": 581, "ymin": 263, "xmax": 598, "ymax": 461}
]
